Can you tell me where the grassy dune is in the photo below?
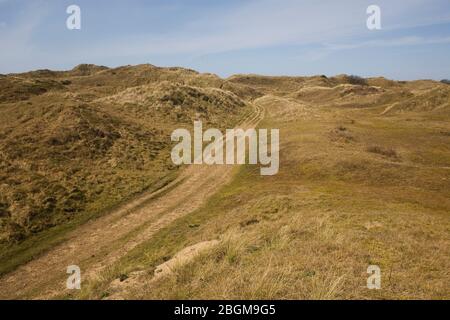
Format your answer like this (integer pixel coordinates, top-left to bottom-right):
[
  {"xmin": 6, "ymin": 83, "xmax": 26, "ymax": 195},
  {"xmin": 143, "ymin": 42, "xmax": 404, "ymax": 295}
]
[
  {"xmin": 75, "ymin": 75, "xmax": 450, "ymax": 300},
  {"xmin": 1, "ymin": 68, "xmax": 449, "ymax": 299},
  {"xmin": 0, "ymin": 64, "xmax": 251, "ymax": 274}
]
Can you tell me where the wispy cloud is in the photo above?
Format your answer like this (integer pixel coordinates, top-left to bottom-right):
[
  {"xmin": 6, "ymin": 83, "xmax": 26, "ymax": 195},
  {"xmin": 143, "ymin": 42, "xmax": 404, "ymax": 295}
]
[
  {"xmin": 0, "ymin": 1, "xmax": 50, "ymax": 61},
  {"xmin": 0, "ymin": 0, "xmax": 449, "ymax": 78},
  {"xmin": 72, "ymin": 0, "xmax": 450, "ymax": 57},
  {"xmin": 301, "ymin": 35, "xmax": 450, "ymax": 61},
  {"xmin": 328, "ymin": 35, "xmax": 450, "ymax": 51}
]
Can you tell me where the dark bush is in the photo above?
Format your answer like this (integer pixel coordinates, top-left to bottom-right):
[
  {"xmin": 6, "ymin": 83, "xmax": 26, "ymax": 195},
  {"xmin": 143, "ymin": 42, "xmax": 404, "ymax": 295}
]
[
  {"xmin": 0, "ymin": 202, "xmax": 10, "ymax": 217},
  {"xmin": 347, "ymin": 75, "xmax": 368, "ymax": 86},
  {"xmin": 366, "ymin": 145, "xmax": 398, "ymax": 158},
  {"xmin": 440, "ymin": 79, "xmax": 450, "ymax": 85}
]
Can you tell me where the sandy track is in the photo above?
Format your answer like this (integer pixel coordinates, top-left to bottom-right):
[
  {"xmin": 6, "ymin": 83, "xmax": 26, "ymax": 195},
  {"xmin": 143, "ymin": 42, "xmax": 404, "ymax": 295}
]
[{"xmin": 0, "ymin": 103, "xmax": 264, "ymax": 299}]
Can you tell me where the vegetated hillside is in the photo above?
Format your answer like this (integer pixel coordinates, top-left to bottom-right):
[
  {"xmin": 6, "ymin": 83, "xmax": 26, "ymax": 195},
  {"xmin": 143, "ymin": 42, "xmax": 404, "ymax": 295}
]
[
  {"xmin": 74, "ymin": 73, "xmax": 449, "ymax": 300},
  {"xmin": 229, "ymin": 74, "xmax": 450, "ymax": 113},
  {"xmin": 0, "ymin": 64, "xmax": 252, "ymax": 244},
  {"xmin": 1, "ymin": 66, "xmax": 449, "ymax": 299}
]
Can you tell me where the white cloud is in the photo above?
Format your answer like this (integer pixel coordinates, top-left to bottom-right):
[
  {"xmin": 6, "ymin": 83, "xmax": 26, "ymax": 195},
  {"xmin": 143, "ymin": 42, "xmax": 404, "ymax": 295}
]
[
  {"xmin": 79, "ymin": 0, "xmax": 450, "ymax": 58},
  {"xmin": 1, "ymin": 0, "xmax": 449, "ymax": 72},
  {"xmin": 0, "ymin": 2, "xmax": 51, "ymax": 71},
  {"xmin": 330, "ymin": 36, "xmax": 450, "ymax": 50},
  {"xmin": 300, "ymin": 36, "xmax": 450, "ymax": 62}
]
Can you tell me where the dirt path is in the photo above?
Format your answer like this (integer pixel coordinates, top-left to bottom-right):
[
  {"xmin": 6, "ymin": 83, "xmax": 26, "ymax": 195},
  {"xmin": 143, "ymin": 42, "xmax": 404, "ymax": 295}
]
[
  {"xmin": 0, "ymin": 103, "xmax": 264, "ymax": 299},
  {"xmin": 105, "ymin": 240, "xmax": 220, "ymax": 300}
]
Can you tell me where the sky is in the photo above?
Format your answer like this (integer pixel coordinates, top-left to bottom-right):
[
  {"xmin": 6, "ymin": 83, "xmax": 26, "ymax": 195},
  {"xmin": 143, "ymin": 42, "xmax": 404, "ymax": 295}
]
[{"xmin": 1, "ymin": 0, "xmax": 450, "ymax": 80}]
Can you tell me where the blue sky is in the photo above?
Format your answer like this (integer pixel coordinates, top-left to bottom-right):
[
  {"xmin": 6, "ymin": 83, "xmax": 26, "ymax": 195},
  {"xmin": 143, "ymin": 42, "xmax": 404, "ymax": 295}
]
[{"xmin": 1, "ymin": 0, "xmax": 450, "ymax": 79}]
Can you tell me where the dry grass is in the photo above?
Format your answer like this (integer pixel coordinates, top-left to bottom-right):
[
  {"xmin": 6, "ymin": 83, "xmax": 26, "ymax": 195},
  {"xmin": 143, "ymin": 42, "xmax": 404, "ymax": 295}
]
[
  {"xmin": 74, "ymin": 81, "xmax": 449, "ymax": 299},
  {"xmin": 75, "ymin": 87, "xmax": 450, "ymax": 299},
  {"xmin": 2, "ymin": 67, "xmax": 449, "ymax": 299},
  {"xmin": 0, "ymin": 64, "xmax": 252, "ymax": 274},
  {"xmin": 366, "ymin": 146, "xmax": 399, "ymax": 158}
]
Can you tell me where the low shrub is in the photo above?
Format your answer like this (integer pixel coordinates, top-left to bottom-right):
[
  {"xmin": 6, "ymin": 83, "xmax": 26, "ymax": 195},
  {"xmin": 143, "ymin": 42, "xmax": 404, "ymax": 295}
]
[
  {"xmin": 346, "ymin": 75, "xmax": 368, "ymax": 86},
  {"xmin": 366, "ymin": 145, "xmax": 398, "ymax": 158}
]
